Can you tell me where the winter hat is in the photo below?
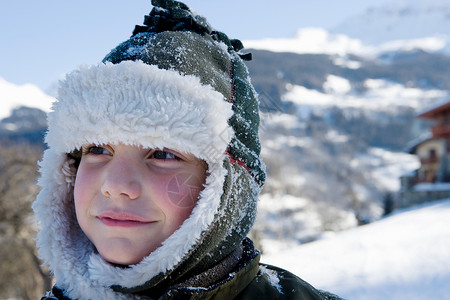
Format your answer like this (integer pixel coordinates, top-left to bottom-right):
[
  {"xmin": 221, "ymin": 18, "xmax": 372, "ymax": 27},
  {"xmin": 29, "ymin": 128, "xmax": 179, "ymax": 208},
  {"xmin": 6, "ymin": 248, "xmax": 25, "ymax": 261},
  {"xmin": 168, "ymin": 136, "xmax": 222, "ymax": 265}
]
[{"xmin": 33, "ymin": 0, "xmax": 265, "ymax": 298}]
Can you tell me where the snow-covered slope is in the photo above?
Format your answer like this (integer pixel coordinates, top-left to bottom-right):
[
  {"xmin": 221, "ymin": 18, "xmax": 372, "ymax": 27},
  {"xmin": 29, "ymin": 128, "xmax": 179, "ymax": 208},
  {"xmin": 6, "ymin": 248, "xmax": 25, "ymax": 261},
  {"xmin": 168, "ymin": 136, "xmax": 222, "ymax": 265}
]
[
  {"xmin": 261, "ymin": 199, "xmax": 450, "ymax": 300},
  {"xmin": 262, "ymin": 200, "xmax": 450, "ymax": 300},
  {"xmin": 0, "ymin": 77, "xmax": 54, "ymax": 120}
]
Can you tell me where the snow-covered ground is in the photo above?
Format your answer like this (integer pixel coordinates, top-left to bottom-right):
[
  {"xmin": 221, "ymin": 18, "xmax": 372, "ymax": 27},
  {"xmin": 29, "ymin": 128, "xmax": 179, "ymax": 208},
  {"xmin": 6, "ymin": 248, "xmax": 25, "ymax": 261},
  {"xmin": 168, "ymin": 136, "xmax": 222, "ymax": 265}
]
[{"xmin": 261, "ymin": 199, "xmax": 450, "ymax": 300}]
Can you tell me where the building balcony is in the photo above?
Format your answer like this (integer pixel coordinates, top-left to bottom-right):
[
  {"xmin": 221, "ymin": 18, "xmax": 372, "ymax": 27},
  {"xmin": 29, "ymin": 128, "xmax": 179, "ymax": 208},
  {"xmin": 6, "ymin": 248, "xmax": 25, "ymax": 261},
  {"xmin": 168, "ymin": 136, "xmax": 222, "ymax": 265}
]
[{"xmin": 431, "ymin": 124, "xmax": 450, "ymax": 138}]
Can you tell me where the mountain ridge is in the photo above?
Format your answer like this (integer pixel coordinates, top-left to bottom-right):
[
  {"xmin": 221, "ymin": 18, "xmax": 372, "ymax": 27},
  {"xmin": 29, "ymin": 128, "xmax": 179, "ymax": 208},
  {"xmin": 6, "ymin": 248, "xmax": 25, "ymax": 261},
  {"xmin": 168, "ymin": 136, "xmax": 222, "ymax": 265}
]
[
  {"xmin": 332, "ymin": 0, "xmax": 450, "ymax": 45},
  {"xmin": 245, "ymin": 0, "xmax": 450, "ymax": 57}
]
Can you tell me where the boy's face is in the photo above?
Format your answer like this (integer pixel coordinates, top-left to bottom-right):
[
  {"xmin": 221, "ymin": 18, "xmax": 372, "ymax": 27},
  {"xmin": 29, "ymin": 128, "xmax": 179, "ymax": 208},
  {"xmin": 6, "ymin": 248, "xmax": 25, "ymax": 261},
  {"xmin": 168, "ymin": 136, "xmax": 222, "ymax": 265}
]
[{"xmin": 74, "ymin": 143, "xmax": 207, "ymax": 265}]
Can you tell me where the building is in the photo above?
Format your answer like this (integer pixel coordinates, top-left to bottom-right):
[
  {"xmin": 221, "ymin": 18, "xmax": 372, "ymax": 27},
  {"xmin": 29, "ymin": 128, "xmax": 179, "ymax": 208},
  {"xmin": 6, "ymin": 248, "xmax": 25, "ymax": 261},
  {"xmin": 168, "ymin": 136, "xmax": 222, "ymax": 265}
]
[{"xmin": 399, "ymin": 101, "xmax": 450, "ymax": 207}]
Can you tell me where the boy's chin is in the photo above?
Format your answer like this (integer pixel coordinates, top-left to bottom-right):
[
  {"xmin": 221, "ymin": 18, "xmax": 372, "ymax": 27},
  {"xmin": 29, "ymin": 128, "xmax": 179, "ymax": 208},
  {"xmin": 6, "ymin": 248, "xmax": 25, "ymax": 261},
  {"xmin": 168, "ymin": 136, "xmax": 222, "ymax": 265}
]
[
  {"xmin": 96, "ymin": 243, "xmax": 154, "ymax": 266},
  {"xmin": 102, "ymin": 252, "xmax": 145, "ymax": 266}
]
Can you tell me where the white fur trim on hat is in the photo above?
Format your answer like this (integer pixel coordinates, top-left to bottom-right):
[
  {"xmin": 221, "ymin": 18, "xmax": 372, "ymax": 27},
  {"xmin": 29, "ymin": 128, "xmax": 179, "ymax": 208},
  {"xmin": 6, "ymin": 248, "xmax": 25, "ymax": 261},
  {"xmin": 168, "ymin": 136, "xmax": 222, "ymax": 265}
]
[
  {"xmin": 33, "ymin": 60, "xmax": 234, "ymax": 298},
  {"xmin": 47, "ymin": 60, "xmax": 233, "ymax": 163}
]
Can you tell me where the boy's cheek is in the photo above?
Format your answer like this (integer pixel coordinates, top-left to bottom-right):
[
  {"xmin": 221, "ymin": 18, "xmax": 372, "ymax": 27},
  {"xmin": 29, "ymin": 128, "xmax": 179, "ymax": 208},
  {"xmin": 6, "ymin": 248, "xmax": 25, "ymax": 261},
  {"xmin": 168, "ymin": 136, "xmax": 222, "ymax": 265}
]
[
  {"xmin": 74, "ymin": 164, "xmax": 100, "ymax": 193},
  {"xmin": 73, "ymin": 172, "xmax": 95, "ymax": 207},
  {"xmin": 73, "ymin": 185, "xmax": 88, "ymax": 215},
  {"xmin": 166, "ymin": 172, "xmax": 204, "ymax": 209}
]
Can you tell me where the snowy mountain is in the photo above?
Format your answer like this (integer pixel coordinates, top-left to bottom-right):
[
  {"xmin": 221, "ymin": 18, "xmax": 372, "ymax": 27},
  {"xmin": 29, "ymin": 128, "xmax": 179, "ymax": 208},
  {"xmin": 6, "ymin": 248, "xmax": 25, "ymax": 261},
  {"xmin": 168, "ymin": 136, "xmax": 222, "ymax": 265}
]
[
  {"xmin": 0, "ymin": 77, "xmax": 54, "ymax": 120},
  {"xmin": 244, "ymin": 0, "xmax": 450, "ymax": 57},
  {"xmin": 0, "ymin": 77, "xmax": 54, "ymax": 145},
  {"xmin": 244, "ymin": 27, "xmax": 448, "ymax": 58},
  {"xmin": 261, "ymin": 199, "xmax": 450, "ymax": 300},
  {"xmin": 332, "ymin": 0, "xmax": 450, "ymax": 46},
  {"xmin": 244, "ymin": 28, "xmax": 371, "ymax": 57}
]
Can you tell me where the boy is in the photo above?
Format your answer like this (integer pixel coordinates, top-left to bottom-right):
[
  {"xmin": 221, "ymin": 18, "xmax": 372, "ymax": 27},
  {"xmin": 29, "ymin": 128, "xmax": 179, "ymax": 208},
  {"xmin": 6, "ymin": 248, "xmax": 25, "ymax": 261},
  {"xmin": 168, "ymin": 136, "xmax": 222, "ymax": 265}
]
[{"xmin": 33, "ymin": 0, "xmax": 341, "ymax": 299}]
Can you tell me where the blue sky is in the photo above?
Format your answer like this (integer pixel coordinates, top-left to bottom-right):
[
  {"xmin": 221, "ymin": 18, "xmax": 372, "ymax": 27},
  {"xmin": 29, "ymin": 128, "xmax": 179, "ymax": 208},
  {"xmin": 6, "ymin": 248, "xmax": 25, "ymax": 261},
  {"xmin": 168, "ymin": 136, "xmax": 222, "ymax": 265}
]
[{"xmin": 0, "ymin": 0, "xmax": 385, "ymax": 93}]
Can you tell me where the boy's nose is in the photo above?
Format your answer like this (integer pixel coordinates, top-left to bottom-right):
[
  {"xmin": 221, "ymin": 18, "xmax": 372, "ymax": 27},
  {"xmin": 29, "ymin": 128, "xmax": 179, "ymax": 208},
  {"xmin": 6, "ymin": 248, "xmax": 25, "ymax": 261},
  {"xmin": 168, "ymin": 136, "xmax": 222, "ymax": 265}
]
[{"xmin": 100, "ymin": 159, "xmax": 142, "ymax": 200}]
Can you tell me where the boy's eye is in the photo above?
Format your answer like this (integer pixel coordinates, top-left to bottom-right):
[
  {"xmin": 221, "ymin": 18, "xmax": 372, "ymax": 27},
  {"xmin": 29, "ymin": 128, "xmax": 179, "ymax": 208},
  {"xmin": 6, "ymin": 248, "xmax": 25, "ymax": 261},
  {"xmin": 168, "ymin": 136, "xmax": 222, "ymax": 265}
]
[
  {"xmin": 151, "ymin": 150, "xmax": 178, "ymax": 160},
  {"xmin": 86, "ymin": 146, "xmax": 111, "ymax": 155}
]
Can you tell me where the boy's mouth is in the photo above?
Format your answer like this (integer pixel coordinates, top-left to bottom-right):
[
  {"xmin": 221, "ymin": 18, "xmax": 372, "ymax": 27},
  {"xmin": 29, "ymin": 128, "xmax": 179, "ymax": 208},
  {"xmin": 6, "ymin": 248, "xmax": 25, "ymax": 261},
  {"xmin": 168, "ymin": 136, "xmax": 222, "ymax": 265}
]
[{"xmin": 97, "ymin": 211, "xmax": 154, "ymax": 227}]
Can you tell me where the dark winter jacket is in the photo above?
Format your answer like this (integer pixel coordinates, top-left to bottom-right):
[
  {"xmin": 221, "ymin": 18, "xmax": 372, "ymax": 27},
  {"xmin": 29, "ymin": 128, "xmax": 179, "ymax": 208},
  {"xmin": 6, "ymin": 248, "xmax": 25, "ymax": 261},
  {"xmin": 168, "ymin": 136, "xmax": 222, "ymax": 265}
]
[{"xmin": 42, "ymin": 239, "xmax": 340, "ymax": 300}]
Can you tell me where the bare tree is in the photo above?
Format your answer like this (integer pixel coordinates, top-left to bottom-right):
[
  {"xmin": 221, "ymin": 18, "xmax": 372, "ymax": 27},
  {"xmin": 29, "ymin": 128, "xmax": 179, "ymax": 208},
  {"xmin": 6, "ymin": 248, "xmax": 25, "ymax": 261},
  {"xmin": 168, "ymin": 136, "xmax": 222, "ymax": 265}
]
[{"xmin": 0, "ymin": 142, "xmax": 51, "ymax": 300}]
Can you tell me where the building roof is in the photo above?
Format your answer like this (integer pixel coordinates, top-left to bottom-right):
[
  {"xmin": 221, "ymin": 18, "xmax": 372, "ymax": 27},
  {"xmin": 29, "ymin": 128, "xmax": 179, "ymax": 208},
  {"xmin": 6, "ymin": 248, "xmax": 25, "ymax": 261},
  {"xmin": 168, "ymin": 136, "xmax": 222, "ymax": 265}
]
[{"xmin": 418, "ymin": 101, "xmax": 450, "ymax": 119}]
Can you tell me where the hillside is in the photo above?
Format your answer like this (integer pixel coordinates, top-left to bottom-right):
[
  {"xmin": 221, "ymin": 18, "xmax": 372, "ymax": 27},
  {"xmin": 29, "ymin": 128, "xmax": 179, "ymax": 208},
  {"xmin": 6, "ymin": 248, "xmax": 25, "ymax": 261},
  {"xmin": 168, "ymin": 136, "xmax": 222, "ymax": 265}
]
[
  {"xmin": 261, "ymin": 199, "xmax": 450, "ymax": 300},
  {"xmin": 244, "ymin": 46, "xmax": 448, "ymax": 239}
]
